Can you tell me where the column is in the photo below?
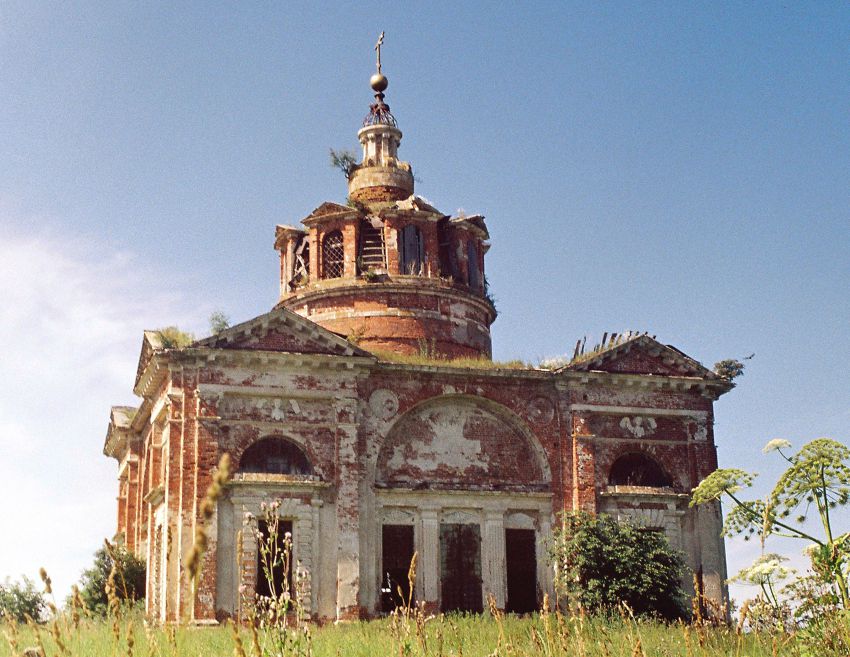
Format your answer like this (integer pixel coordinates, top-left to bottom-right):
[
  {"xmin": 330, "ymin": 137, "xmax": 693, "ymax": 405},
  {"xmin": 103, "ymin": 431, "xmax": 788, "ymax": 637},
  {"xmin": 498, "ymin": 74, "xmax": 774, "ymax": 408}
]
[
  {"xmin": 419, "ymin": 509, "xmax": 440, "ymax": 613},
  {"xmin": 537, "ymin": 516, "xmax": 554, "ymax": 603},
  {"xmin": 482, "ymin": 511, "xmax": 506, "ymax": 610},
  {"xmin": 335, "ymin": 423, "xmax": 361, "ymax": 620}
]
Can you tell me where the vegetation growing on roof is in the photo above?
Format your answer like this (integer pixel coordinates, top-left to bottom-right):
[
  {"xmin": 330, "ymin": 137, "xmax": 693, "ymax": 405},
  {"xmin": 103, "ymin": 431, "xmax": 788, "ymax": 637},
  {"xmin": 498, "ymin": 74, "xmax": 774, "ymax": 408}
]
[
  {"xmin": 329, "ymin": 148, "xmax": 359, "ymax": 180},
  {"xmin": 713, "ymin": 354, "xmax": 753, "ymax": 380},
  {"xmin": 369, "ymin": 349, "xmax": 530, "ymax": 370},
  {"xmin": 208, "ymin": 311, "xmax": 230, "ymax": 335},
  {"xmin": 155, "ymin": 326, "xmax": 195, "ymax": 349}
]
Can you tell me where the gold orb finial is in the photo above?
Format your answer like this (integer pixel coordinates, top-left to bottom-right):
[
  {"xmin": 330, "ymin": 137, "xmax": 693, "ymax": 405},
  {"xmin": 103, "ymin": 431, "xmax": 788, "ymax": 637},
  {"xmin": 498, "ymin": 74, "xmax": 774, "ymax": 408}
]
[
  {"xmin": 370, "ymin": 72, "xmax": 388, "ymax": 92},
  {"xmin": 372, "ymin": 32, "xmax": 388, "ymax": 94}
]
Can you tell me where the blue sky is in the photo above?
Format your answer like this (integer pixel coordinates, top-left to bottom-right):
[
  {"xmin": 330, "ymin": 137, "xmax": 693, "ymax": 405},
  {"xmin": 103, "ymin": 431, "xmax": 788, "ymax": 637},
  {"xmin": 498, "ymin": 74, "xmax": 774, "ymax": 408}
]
[{"xmin": 0, "ymin": 2, "xmax": 847, "ymax": 606}]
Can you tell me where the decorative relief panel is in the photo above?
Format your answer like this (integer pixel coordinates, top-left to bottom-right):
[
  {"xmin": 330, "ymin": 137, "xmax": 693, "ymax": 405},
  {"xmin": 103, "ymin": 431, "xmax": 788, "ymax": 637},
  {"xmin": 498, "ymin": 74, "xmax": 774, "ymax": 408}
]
[
  {"xmin": 687, "ymin": 418, "xmax": 708, "ymax": 442},
  {"xmin": 369, "ymin": 389, "xmax": 399, "ymax": 420},
  {"xmin": 441, "ymin": 509, "xmax": 480, "ymax": 524},
  {"xmin": 581, "ymin": 414, "xmax": 690, "ymax": 442},
  {"xmin": 214, "ymin": 395, "xmax": 334, "ymax": 424},
  {"xmin": 381, "ymin": 507, "xmax": 416, "ymax": 525},
  {"xmin": 619, "ymin": 416, "xmax": 657, "ymax": 438}
]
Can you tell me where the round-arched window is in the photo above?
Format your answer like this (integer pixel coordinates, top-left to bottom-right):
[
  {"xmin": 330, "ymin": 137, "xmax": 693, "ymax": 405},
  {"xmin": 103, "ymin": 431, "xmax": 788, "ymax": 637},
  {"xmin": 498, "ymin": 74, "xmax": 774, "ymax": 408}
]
[
  {"xmin": 608, "ymin": 452, "xmax": 672, "ymax": 488},
  {"xmin": 238, "ymin": 437, "xmax": 312, "ymax": 476}
]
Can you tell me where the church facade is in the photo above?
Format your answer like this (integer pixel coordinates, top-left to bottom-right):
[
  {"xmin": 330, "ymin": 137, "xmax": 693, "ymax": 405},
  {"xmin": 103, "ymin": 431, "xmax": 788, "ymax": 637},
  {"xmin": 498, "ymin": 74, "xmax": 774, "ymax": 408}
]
[{"xmin": 103, "ymin": 57, "xmax": 732, "ymax": 623}]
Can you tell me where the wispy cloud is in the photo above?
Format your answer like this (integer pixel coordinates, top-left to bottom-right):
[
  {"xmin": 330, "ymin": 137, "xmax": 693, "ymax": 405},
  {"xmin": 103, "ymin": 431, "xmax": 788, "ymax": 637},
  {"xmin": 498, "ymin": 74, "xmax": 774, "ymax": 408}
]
[{"xmin": 0, "ymin": 214, "xmax": 199, "ymax": 598}]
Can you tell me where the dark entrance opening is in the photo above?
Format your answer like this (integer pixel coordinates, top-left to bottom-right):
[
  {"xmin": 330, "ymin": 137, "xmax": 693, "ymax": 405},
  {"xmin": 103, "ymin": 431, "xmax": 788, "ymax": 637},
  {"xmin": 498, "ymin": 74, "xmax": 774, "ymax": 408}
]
[
  {"xmin": 381, "ymin": 524, "xmax": 415, "ymax": 612},
  {"xmin": 505, "ymin": 528, "xmax": 537, "ymax": 614},
  {"xmin": 255, "ymin": 519, "xmax": 293, "ymax": 599},
  {"xmin": 440, "ymin": 523, "xmax": 482, "ymax": 613}
]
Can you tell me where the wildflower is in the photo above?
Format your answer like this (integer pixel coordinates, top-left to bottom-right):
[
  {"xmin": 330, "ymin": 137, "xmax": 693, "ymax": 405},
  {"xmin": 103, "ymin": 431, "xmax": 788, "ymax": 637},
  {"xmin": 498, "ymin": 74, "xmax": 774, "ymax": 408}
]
[
  {"xmin": 762, "ymin": 438, "xmax": 792, "ymax": 454},
  {"xmin": 691, "ymin": 468, "xmax": 755, "ymax": 506}
]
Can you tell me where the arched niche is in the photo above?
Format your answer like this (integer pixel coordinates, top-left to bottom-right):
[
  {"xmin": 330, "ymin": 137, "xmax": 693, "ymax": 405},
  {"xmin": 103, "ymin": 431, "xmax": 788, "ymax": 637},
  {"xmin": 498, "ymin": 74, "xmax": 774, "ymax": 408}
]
[
  {"xmin": 237, "ymin": 436, "xmax": 313, "ymax": 476},
  {"xmin": 375, "ymin": 395, "xmax": 551, "ymax": 490},
  {"xmin": 608, "ymin": 452, "xmax": 672, "ymax": 489}
]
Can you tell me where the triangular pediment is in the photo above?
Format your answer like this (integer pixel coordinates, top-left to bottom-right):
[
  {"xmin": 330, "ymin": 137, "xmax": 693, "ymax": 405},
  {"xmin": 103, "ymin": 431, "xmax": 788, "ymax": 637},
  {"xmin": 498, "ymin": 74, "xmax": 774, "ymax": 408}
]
[
  {"xmin": 304, "ymin": 201, "xmax": 359, "ymax": 221},
  {"xmin": 194, "ymin": 307, "xmax": 370, "ymax": 357},
  {"xmin": 564, "ymin": 335, "xmax": 717, "ymax": 378}
]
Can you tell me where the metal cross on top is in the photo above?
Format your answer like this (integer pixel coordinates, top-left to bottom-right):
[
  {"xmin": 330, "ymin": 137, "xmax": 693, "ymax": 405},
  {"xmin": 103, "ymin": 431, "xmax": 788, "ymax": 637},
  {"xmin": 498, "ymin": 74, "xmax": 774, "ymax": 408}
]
[{"xmin": 375, "ymin": 31, "xmax": 385, "ymax": 74}]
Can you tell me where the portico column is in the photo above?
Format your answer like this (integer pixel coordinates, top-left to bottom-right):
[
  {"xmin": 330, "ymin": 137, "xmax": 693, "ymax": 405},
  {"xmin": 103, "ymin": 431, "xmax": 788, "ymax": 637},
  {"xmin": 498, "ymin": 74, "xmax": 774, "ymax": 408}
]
[
  {"xmin": 418, "ymin": 509, "xmax": 440, "ymax": 613},
  {"xmin": 482, "ymin": 511, "xmax": 506, "ymax": 610},
  {"xmin": 537, "ymin": 516, "xmax": 554, "ymax": 604}
]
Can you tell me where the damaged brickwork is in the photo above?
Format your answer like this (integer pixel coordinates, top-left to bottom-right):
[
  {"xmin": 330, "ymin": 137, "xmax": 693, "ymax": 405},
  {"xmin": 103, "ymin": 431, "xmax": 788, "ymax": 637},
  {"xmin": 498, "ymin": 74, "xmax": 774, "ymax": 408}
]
[{"xmin": 102, "ymin": 64, "xmax": 734, "ymax": 624}]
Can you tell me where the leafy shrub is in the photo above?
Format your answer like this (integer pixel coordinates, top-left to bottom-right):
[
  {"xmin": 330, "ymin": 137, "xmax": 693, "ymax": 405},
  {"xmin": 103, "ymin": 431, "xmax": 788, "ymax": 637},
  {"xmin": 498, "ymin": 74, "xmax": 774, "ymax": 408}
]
[
  {"xmin": 713, "ymin": 358, "xmax": 746, "ymax": 379},
  {"xmin": 550, "ymin": 512, "xmax": 689, "ymax": 620},
  {"xmin": 0, "ymin": 576, "xmax": 46, "ymax": 623},
  {"xmin": 208, "ymin": 311, "xmax": 230, "ymax": 334},
  {"xmin": 156, "ymin": 326, "xmax": 195, "ymax": 349},
  {"xmin": 77, "ymin": 543, "xmax": 146, "ymax": 615}
]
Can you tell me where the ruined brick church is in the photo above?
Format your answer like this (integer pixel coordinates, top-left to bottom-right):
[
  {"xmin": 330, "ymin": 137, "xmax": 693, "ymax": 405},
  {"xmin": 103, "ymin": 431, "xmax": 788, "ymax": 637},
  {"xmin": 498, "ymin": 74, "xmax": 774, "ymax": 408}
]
[{"xmin": 104, "ymin": 48, "xmax": 732, "ymax": 623}]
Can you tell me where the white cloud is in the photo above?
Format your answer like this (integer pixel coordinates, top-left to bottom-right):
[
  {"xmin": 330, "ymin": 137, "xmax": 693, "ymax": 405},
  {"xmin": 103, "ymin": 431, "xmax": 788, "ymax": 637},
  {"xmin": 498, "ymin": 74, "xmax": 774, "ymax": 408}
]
[{"xmin": 0, "ymin": 216, "xmax": 198, "ymax": 599}]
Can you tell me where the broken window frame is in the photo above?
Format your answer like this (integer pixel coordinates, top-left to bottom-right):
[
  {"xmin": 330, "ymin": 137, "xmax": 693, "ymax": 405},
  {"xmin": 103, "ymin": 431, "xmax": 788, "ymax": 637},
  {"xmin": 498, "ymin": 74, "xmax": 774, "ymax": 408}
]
[
  {"xmin": 289, "ymin": 236, "xmax": 310, "ymax": 289},
  {"xmin": 398, "ymin": 224, "xmax": 424, "ymax": 275},
  {"xmin": 467, "ymin": 239, "xmax": 479, "ymax": 290}
]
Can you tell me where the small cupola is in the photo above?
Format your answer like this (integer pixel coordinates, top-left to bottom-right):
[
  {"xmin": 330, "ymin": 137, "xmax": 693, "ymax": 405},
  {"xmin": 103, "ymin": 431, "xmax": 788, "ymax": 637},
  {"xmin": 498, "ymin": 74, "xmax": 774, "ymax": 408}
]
[{"xmin": 348, "ymin": 33, "xmax": 414, "ymax": 204}]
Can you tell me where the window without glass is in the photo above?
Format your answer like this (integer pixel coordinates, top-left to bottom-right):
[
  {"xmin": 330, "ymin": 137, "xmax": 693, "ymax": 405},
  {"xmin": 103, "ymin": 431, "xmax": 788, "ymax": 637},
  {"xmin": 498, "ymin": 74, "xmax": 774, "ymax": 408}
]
[
  {"xmin": 238, "ymin": 437, "xmax": 312, "ymax": 476},
  {"xmin": 467, "ymin": 240, "xmax": 479, "ymax": 290},
  {"xmin": 398, "ymin": 224, "xmax": 424, "ymax": 275},
  {"xmin": 608, "ymin": 452, "xmax": 672, "ymax": 488},
  {"xmin": 290, "ymin": 236, "xmax": 310, "ymax": 288},
  {"xmin": 322, "ymin": 230, "xmax": 344, "ymax": 279}
]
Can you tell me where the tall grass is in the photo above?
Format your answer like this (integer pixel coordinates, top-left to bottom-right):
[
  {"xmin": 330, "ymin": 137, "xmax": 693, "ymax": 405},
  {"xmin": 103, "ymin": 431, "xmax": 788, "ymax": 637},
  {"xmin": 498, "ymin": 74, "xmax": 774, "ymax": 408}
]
[{"xmin": 1, "ymin": 611, "xmax": 784, "ymax": 657}]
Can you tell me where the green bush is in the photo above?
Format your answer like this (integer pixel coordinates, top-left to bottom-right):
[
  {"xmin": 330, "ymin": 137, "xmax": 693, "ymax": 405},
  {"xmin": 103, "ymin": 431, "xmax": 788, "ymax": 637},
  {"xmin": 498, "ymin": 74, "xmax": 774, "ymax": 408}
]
[
  {"xmin": 549, "ymin": 512, "xmax": 689, "ymax": 620},
  {"xmin": 0, "ymin": 576, "xmax": 46, "ymax": 622},
  {"xmin": 77, "ymin": 543, "xmax": 146, "ymax": 615}
]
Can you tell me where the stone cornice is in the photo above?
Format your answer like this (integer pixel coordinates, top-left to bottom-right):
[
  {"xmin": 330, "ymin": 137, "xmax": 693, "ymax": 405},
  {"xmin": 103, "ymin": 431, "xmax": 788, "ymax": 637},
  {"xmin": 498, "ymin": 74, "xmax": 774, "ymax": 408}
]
[
  {"xmin": 556, "ymin": 370, "xmax": 732, "ymax": 399},
  {"xmin": 280, "ymin": 277, "xmax": 497, "ymax": 323},
  {"xmin": 172, "ymin": 347, "xmax": 375, "ymax": 372}
]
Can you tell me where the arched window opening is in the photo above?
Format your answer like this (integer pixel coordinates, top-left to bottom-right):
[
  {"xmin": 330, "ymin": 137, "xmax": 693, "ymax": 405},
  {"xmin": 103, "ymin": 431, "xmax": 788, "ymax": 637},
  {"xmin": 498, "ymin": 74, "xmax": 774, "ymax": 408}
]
[
  {"xmin": 289, "ymin": 236, "xmax": 310, "ymax": 289},
  {"xmin": 238, "ymin": 437, "xmax": 312, "ymax": 476},
  {"xmin": 398, "ymin": 224, "xmax": 424, "ymax": 275},
  {"xmin": 608, "ymin": 453, "xmax": 672, "ymax": 488},
  {"xmin": 467, "ymin": 240, "xmax": 479, "ymax": 290},
  {"xmin": 357, "ymin": 218, "xmax": 386, "ymax": 273},
  {"xmin": 322, "ymin": 230, "xmax": 344, "ymax": 279}
]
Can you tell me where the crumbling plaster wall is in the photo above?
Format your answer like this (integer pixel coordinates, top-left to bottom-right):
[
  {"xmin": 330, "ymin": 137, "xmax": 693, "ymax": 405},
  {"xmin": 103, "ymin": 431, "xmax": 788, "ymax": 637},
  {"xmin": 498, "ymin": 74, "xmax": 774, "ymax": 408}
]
[{"xmin": 124, "ymin": 354, "xmax": 728, "ymax": 623}]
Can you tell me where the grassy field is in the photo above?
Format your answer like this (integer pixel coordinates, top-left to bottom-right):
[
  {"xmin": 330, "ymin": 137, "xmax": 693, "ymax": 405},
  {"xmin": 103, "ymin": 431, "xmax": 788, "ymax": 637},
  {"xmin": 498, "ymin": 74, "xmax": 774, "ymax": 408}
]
[{"xmin": 1, "ymin": 612, "xmax": 791, "ymax": 657}]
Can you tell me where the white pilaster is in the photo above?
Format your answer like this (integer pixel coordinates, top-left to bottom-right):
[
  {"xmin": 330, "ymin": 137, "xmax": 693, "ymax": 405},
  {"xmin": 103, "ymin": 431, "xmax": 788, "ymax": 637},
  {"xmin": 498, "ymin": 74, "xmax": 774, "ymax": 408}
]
[
  {"xmin": 419, "ymin": 509, "xmax": 440, "ymax": 606},
  {"xmin": 483, "ymin": 511, "xmax": 506, "ymax": 609}
]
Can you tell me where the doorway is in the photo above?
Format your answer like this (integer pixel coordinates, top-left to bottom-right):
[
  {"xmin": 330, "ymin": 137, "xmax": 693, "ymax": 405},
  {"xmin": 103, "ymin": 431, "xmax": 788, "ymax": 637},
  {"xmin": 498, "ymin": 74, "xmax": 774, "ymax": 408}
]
[
  {"xmin": 381, "ymin": 524, "xmax": 415, "ymax": 612},
  {"xmin": 505, "ymin": 528, "xmax": 537, "ymax": 613},
  {"xmin": 255, "ymin": 519, "xmax": 293, "ymax": 599},
  {"xmin": 440, "ymin": 523, "xmax": 482, "ymax": 613}
]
